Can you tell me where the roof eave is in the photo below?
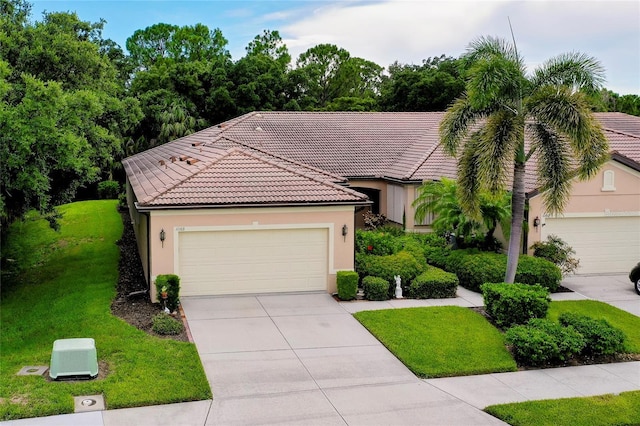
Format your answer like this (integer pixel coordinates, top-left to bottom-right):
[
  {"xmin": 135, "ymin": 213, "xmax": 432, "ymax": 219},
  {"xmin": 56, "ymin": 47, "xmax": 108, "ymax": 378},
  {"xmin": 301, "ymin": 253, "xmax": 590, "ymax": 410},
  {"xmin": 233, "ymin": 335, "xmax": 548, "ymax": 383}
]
[{"xmin": 134, "ymin": 200, "xmax": 372, "ymax": 212}]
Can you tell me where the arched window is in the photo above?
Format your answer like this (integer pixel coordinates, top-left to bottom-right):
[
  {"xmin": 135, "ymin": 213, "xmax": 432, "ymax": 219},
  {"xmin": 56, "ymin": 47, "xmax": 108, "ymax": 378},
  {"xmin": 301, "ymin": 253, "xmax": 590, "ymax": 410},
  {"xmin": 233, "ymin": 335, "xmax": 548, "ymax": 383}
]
[{"xmin": 601, "ymin": 170, "xmax": 616, "ymax": 191}]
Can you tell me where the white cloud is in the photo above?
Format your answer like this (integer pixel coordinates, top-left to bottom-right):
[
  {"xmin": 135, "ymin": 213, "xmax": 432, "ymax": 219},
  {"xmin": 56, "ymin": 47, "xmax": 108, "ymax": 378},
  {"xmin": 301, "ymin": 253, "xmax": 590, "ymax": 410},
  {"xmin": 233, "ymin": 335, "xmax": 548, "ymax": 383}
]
[{"xmin": 281, "ymin": 0, "xmax": 640, "ymax": 94}]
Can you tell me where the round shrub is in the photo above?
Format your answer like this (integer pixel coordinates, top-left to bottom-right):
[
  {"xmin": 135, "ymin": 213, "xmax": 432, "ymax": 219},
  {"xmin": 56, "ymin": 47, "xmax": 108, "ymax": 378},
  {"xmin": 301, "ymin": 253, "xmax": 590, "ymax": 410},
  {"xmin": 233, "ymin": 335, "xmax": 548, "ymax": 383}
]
[
  {"xmin": 152, "ymin": 313, "xmax": 184, "ymax": 335},
  {"xmin": 559, "ymin": 313, "xmax": 626, "ymax": 356},
  {"xmin": 481, "ymin": 283, "xmax": 551, "ymax": 328},
  {"xmin": 355, "ymin": 230, "xmax": 402, "ymax": 256},
  {"xmin": 454, "ymin": 252, "xmax": 504, "ymax": 292},
  {"xmin": 410, "ymin": 267, "xmax": 458, "ymax": 299},
  {"xmin": 362, "ymin": 276, "xmax": 389, "ymax": 301},
  {"xmin": 97, "ymin": 180, "xmax": 120, "ymax": 199},
  {"xmin": 515, "ymin": 256, "xmax": 562, "ymax": 292},
  {"xmin": 506, "ymin": 319, "xmax": 585, "ymax": 366}
]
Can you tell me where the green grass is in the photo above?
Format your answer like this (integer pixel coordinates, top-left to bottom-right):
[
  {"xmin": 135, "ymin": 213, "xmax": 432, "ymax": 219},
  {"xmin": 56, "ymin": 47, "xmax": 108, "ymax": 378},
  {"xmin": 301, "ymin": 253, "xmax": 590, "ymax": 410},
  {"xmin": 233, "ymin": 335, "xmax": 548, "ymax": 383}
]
[
  {"xmin": 0, "ymin": 201, "xmax": 211, "ymax": 420},
  {"xmin": 548, "ymin": 300, "xmax": 640, "ymax": 353},
  {"xmin": 354, "ymin": 306, "xmax": 517, "ymax": 377},
  {"xmin": 485, "ymin": 391, "xmax": 640, "ymax": 426}
]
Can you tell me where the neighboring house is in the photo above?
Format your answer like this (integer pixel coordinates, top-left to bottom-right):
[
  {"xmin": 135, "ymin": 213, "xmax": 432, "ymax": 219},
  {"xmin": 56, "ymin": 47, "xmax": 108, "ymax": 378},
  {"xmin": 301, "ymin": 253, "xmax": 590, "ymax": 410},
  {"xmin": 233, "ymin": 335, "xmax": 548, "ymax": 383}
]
[{"xmin": 123, "ymin": 111, "xmax": 640, "ymax": 298}]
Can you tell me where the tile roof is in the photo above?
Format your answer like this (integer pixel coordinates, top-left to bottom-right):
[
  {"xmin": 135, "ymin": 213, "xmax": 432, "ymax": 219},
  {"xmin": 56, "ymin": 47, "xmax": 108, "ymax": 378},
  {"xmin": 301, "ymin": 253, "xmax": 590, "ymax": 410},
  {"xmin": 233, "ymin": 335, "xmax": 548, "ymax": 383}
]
[{"xmin": 123, "ymin": 111, "xmax": 640, "ymax": 207}]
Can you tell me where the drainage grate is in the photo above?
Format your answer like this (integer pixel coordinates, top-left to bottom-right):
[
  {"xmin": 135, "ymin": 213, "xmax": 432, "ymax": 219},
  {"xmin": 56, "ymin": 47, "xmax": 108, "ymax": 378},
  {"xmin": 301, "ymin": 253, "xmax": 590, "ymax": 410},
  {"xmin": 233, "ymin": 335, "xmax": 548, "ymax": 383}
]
[
  {"xmin": 17, "ymin": 366, "xmax": 48, "ymax": 376},
  {"xmin": 73, "ymin": 395, "xmax": 105, "ymax": 412}
]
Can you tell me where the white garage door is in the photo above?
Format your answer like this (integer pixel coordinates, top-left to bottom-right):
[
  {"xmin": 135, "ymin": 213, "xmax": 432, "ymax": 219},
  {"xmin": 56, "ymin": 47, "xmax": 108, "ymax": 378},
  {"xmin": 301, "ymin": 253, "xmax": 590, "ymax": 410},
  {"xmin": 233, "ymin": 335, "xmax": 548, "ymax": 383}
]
[
  {"xmin": 542, "ymin": 216, "xmax": 640, "ymax": 274},
  {"xmin": 178, "ymin": 228, "xmax": 328, "ymax": 296}
]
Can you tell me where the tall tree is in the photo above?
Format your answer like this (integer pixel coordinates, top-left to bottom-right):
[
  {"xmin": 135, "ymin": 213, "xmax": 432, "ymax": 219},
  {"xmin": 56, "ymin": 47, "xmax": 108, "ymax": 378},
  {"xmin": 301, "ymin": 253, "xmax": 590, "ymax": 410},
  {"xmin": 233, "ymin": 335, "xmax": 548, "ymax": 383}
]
[
  {"xmin": 245, "ymin": 29, "xmax": 290, "ymax": 69},
  {"xmin": 439, "ymin": 36, "xmax": 608, "ymax": 283},
  {"xmin": 379, "ymin": 56, "xmax": 465, "ymax": 112}
]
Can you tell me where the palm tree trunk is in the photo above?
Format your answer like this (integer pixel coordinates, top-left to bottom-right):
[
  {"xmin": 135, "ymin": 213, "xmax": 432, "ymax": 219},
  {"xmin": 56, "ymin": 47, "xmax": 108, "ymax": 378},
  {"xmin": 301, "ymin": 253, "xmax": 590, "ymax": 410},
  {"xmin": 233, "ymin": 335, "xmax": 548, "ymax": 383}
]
[{"xmin": 505, "ymin": 161, "xmax": 526, "ymax": 283}]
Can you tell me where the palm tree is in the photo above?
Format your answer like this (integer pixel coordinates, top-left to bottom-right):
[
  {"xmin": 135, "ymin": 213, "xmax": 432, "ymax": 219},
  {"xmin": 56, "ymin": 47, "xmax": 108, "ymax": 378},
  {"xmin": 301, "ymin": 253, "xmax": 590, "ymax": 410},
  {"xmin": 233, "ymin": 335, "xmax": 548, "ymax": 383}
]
[
  {"xmin": 413, "ymin": 177, "xmax": 510, "ymax": 248},
  {"xmin": 440, "ymin": 36, "xmax": 608, "ymax": 283}
]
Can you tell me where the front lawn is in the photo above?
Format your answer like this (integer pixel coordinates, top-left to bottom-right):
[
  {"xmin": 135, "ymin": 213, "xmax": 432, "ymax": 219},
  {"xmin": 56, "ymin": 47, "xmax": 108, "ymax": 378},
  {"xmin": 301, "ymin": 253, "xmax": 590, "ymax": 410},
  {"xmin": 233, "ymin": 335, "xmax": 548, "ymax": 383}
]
[
  {"xmin": 0, "ymin": 201, "xmax": 211, "ymax": 420},
  {"xmin": 485, "ymin": 391, "xmax": 640, "ymax": 426},
  {"xmin": 354, "ymin": 299, "xmax": 640, "ymax": 380},
  {"xmin": 354, "ymin": 306, "xmax": 517, "ymax": 377},
  {"xmin": 547, "ymin": 300, "xmax": 640, "ymax": 353}
]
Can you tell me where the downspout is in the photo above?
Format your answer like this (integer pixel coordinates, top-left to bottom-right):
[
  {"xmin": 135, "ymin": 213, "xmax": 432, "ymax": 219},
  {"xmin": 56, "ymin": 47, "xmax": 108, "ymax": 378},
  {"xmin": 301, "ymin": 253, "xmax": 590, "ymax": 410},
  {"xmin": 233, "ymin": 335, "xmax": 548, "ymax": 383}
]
[
  {"xmin": 142, "ymin": 211, "xmax": 151, "ymax": 288},
  {"xmin": 522, "ymin": 198, "xmax": 529, "ymax": 255}
]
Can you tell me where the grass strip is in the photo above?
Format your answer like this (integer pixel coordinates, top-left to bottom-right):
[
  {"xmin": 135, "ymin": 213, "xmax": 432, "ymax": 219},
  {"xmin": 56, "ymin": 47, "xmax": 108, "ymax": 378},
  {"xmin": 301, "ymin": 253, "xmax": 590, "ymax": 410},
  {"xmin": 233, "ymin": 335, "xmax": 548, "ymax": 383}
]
[
  {"xmin": 354, "ymin": 306, "xmax": 517, "ymax": 377},
  {"xmin": 0, "ymin": 201, "xmax": 211, "ymax": 420},
  {"xmin": 485, "ymin": 390, "xmax": 640, "ymax": 426}
]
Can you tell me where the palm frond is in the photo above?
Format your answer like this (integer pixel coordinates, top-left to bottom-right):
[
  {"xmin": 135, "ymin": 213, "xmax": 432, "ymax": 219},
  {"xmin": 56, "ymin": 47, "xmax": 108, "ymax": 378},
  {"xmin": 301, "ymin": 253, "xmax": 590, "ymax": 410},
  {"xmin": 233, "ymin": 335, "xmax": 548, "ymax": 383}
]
[
  {"xmin": 477, "ymin": 110, "xmax": 523, "ymax": 193},
  {"xmin": 467, "ymin": 56, "xmax": 524, "ymax": 110},
  {"xmin": 439, "ymin": 95, "xmax": 481, "ymax": 156},
  {"xmin": 530, "ymin": 123, "xmax": 572, "ymax": 214},
  {"xmin": 456, "ymin": 133, "xmax": 483, "ymax": 219},
  {"xmin": 527, "ymin": 87, "xmax": 609, "ymax": 180},
  {"xmin": 465, "ymin": 36, "xmax": 521, "ymax": 64},
  {"xmin": 531, "ymin": 52, "xmax": 605, "ymax": 93}
]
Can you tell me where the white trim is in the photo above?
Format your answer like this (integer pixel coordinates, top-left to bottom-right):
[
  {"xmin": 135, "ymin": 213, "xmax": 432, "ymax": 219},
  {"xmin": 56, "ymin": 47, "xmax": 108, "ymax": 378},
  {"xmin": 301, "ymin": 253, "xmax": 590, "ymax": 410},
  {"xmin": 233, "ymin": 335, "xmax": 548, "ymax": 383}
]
[
  {"xmin": 152, "ymin": 205, "xmax": 353, "ymax": 217},
  {"xmin": 173, "ymin": 223, "xmax": 337, "ymax": 276},
  {"xmin": 542, "ymin": 211, "xmax": 640, "ymax": 219}
]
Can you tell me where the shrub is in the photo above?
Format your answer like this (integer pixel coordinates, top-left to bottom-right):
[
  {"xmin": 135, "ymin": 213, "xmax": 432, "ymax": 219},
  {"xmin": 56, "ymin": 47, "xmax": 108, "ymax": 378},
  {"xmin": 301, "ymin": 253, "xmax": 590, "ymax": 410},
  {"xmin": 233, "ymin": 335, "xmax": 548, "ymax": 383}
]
[
  {"xmin": 362, "ymin": 276, "xmax": 389, "ymax": 301},
  {"xmin": 531, "ymin": 234, "xmax": 580, "ymax": 276},
  {"xmin": 355, "ymin": 229, "xmax": 402, "ymax": 256},
  {"xmin": 454, "ymin": 252, "xmax": 504, "ymax": 292},
  {"xmin": 410, "ymin": 267, "xmax": 458, "ymax": 299},
  {"xmin": 117, "ymin": 192, "xmax": 128, "ymax": 210},
  {"xmin": 356, "ymin": 250, "xmax": 426, "ymax": 296},
  {"xmin": 482, "ymin": 283, "xmax": 551, "ymax": 328},
  {"xmin": 506, "ymin": 319, "xmax": 585, "ymax": 366},
  {"xmin": 337, "ymin": 270, "xmax": 358, "ymax": 301},
  {"xmin": 559, "ymin": 313, "xmax": 626, "ymax": 356},
  {"xmin": 515, "ymin": 256, "xmax": 562, "ymax": 292},
  {"xmin": 152, "ymin": 313, "xmax": 184, "ymax": 335},
  {"xmin": 97, "ymin": 180, "xmax": 120, "ymax": 199},
  {"xmin": 155, "ymin": 274, "xmax": 181, "ymax": 312},
  {"xmin": 447, "ymin": 250, "xmax": 561, "ymax": 292},
  {"xmin": 363, "ymin": 211, "xmax": 387, "ymax": 230}
]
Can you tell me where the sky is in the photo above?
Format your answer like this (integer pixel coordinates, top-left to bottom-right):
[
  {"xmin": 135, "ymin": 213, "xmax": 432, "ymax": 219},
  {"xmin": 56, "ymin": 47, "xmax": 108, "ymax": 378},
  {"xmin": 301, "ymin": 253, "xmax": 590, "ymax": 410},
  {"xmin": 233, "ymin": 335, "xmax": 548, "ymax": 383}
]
[{"xmin": 29, "ymin": 0, "xmax": 640, "ymax": 95}]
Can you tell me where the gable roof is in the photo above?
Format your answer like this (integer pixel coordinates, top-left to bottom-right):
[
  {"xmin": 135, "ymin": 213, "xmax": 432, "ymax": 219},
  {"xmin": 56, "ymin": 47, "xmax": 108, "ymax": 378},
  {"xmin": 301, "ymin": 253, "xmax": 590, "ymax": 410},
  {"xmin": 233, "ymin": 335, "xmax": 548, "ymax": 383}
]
[{"xmin": 123, "ymin": 111, "xmax": 640, "ymax": 207}]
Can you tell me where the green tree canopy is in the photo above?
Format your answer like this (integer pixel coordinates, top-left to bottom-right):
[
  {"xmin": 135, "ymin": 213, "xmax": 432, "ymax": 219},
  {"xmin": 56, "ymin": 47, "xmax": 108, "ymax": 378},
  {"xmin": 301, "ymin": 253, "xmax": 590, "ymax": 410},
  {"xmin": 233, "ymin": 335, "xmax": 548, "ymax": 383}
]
[{"xmin": 440, "ymin": 36, "xmax": 608, "ymax": 283}]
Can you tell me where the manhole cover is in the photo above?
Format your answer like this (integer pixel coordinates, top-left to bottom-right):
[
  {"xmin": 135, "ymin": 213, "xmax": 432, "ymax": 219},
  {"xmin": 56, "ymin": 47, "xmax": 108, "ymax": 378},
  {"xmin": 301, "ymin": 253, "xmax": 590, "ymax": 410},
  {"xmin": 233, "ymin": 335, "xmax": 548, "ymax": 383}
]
[{"xmin": 81, "ymin": 399, "xmax": 96, "ymax": 406}]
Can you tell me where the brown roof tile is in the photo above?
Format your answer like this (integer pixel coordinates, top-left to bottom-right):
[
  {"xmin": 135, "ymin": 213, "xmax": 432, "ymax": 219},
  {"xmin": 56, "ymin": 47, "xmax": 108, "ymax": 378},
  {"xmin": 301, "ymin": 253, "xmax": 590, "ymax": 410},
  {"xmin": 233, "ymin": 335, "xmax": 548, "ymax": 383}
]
[{"xmin": 123, "ymin": 111, "xmax": 640, "ymax": 206}]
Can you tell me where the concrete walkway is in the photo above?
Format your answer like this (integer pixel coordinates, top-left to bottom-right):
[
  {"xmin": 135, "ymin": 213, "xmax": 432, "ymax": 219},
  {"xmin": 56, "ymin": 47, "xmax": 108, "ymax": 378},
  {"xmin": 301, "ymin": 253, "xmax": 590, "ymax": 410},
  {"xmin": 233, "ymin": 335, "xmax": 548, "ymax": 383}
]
[{"xmin": 3, "ymin": 276, "xmax": 638, "ymax": 426}]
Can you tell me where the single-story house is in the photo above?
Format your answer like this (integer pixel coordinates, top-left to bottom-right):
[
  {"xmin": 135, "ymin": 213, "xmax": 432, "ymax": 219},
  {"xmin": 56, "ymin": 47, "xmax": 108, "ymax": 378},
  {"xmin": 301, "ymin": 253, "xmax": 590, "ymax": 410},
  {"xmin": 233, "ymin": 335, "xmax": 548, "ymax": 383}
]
[{"xmin": 123, "ymin": 111, "xmax": 640, "ymax": 298}]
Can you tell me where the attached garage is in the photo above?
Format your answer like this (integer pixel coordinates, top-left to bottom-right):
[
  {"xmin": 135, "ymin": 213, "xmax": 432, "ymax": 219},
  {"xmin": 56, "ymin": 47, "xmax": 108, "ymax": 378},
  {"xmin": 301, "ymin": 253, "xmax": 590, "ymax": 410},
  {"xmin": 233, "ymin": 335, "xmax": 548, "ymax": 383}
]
[
  {"xmin": 542, "ymin": 215, "xmax": 640, "ymax": 274},
  {"xmin": 178, "ymin": 227, "xmax": 329, "ymax": 296}
]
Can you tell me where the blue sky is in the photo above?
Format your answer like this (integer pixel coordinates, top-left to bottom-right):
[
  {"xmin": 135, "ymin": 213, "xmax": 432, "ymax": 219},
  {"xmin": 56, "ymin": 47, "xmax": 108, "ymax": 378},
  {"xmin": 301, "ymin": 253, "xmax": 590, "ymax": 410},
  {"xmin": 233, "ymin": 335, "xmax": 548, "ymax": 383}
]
[{"xmin": 30, "ymin": 0, "xmax": 640, "ymax": 95}]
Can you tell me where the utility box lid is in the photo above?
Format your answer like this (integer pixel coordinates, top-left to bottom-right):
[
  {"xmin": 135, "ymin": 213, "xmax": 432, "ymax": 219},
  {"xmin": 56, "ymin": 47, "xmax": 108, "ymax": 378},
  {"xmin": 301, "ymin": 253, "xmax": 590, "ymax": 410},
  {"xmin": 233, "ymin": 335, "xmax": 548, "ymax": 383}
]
[{"xmin": 50, "ymin": 338, "xmax": 98, "ymax": 380}]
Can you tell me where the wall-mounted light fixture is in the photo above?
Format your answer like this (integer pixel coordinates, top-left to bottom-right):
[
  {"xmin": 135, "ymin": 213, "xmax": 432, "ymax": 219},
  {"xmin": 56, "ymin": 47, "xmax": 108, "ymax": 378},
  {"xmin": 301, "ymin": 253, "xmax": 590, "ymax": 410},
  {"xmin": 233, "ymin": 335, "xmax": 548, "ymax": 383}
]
[
  {"xmin": 533, "ymin": 216, "xmax": 540, "ymax": 230},
  {"xmin": 342, "ymin": 224, "xmax": 348, "ymax": 241},
  {"xmin": 160, "ymin": 228, "xmax": 166, "ymax": 247}
]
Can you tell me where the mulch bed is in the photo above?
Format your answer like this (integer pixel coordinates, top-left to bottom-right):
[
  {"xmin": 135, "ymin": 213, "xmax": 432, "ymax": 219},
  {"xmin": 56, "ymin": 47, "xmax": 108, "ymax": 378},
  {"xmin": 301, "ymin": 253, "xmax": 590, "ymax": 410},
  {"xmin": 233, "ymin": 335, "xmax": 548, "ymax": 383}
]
[{"xmin": 110, "ymin": 209, "xmax": 188, "ymax": 342}]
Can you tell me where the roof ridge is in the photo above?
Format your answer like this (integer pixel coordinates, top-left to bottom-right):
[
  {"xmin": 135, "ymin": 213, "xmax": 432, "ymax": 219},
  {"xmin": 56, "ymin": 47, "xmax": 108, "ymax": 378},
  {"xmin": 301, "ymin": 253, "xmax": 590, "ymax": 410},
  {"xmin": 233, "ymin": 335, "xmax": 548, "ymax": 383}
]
[
  {"xmin": 602, "ymin": 127, "xmax": 640, "ymax": 139},
  {"xmin": 219, "ymin": 135, "xmax": 347, "ymax": 182}
]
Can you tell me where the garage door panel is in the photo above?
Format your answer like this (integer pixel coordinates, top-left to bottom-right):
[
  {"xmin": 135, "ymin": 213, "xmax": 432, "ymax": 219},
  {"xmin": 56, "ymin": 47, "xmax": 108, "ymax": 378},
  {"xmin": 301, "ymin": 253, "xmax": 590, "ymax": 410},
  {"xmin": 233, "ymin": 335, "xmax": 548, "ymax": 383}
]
[
  {"xmin": 178, "ymin": 228, "xmax": 329, "ymax": 296},
  {"xmin": 543, "ymin": 216, "xmax": 639, "ymax": 274}
]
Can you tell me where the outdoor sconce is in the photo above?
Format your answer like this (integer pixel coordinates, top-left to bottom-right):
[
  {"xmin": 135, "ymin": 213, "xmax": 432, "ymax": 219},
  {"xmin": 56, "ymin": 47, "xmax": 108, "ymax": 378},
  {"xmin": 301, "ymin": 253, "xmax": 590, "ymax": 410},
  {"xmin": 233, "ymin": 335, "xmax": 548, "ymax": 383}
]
[
  {"xmin": 533, "ymin": 216, "xmax": 540, "ymax": 230},
  {"xmin": 160, "ymin": 228, "xmax": 166, "ymax": 247},
  {"xmin": 342, "ymin": 224, "xmax": 348, "ymax": 241}
]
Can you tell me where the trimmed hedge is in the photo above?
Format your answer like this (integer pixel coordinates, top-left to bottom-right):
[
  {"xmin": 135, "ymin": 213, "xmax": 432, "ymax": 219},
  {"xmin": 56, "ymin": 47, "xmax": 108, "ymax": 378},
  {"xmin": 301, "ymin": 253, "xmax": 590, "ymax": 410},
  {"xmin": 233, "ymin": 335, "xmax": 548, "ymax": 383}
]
[
  {"xmin": 362, "ymin": 276, "xmax": 389, "ymax": 301},
  {"xmin": 559, "ymin": 313, "xmax": 626, "ymax": 356},
  {"xmin": 356, "ymin": 250, "xmax": 426, "ymax": 296},
  {"xmin": 355, "ymin": 230, "xmax": 402, "ymax": 256},
  {"xmin": 506, "ymin": 318, "xmax": 585, "ymax": 366},
  {"xmin": 482, "ymin": 283, "xmax": 551, "ymax": 328},
  {"xmin": 410, "ymin": 267, "xmax": 458, "ymax": 299},
  {"xmin": 443, "ymin": 250, "xmax": 561, "ymax": 292},
  {"xmin": 337, "ymin": 270, "xmax": 358, "ymax": 301}
]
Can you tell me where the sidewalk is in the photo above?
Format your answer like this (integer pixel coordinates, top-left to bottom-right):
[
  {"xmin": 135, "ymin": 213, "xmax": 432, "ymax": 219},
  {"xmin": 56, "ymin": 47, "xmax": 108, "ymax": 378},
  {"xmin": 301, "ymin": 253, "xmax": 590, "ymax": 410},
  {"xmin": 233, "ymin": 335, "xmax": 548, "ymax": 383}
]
[{"xmin": 2, "ymin": 278, "xmax": 638, "ymax": 426}]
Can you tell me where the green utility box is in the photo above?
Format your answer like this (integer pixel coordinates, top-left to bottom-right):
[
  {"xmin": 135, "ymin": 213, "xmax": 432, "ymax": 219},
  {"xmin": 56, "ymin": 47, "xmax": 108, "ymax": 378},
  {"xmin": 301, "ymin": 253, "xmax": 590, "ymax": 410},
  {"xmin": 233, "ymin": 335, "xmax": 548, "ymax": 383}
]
[{"xmin": 49, "ymin": 338, "xmax": 98, "ymax": 380}]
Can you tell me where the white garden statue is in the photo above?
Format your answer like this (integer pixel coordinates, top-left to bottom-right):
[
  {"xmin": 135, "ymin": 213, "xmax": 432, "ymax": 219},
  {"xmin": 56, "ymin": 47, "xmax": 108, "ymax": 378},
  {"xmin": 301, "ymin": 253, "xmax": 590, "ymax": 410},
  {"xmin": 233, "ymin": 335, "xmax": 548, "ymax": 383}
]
[{"xmin": 394, "ymin": 275, "xmax": 403, "ymax": 299}]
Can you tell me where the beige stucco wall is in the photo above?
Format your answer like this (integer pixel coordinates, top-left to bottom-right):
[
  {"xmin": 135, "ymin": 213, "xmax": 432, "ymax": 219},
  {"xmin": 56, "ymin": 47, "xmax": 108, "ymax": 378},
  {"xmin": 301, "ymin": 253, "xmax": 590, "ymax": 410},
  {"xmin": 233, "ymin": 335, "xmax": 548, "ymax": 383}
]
[
  {"xmin": 145, "ymin": 205, "xmax": 356, "ymax": 300},
  {"xmin": 527, "ymin": 161, "xmax": 640, "ymax": 253}
]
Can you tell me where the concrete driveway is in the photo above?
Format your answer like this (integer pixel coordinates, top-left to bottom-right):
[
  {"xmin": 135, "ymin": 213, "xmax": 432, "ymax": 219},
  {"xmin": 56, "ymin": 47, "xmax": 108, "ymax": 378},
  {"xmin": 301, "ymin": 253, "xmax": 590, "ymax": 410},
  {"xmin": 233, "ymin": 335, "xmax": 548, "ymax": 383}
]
[{"xmin": 181, "ymin": 293, "xmax": 504, "ymax": 425}]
